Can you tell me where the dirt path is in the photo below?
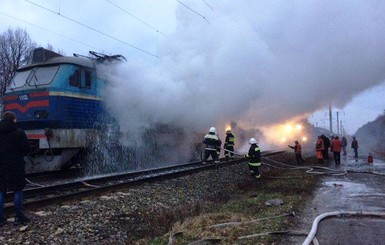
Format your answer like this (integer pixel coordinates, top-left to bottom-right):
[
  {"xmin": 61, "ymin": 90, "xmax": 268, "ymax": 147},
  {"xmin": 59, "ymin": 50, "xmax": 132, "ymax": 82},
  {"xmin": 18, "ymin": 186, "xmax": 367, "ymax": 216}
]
[{"xmin": 283, "ymin": 155, "xmax": 385, "ymax": 244}]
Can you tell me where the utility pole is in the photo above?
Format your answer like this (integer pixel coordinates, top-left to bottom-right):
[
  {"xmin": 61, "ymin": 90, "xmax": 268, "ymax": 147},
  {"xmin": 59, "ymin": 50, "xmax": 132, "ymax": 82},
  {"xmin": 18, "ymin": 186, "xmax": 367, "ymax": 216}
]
[
  {"xmin": 336, "ymin": 111, "xmax": 340, "ymax": 135},
  {"xmin": 335, "ymin": 111, "xmax": 345, "ymax": 135},
  {"xmin": 340, "ymin": 121, "xmax": 343, "ymax": 135},
  {"xmin": 329, "ymin": 104, "xmax": 333, "ymax": 135}
]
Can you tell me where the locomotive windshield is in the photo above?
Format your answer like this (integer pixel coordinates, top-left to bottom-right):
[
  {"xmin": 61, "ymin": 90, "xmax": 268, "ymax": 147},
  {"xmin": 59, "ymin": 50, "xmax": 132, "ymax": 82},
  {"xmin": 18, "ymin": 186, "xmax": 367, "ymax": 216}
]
[
  {"xmin": 11, "ymin": 70, "xmax": 31, "ymax": 88},
  {"xmin": 10, "ymin": 66, "xmax": 59, "ymax": 89}
]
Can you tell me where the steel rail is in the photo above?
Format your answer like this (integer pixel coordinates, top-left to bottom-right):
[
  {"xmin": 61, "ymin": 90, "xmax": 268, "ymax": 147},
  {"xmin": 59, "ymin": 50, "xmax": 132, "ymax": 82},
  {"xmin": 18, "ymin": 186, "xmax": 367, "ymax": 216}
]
[{"xmin": 3, "ymin": 150, "xmax": 285, "ymax": 213}]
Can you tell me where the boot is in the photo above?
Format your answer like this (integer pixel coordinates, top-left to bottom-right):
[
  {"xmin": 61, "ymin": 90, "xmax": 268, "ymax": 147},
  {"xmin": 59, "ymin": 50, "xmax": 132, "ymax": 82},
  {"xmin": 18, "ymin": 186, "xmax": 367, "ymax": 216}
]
[
  {"xmin": 0, "ymin": 217, "xmax": 6, "ymax": 227},
  {"xmin": 14, "ymin": 215, "xmax": 30, "ymax": 226}
]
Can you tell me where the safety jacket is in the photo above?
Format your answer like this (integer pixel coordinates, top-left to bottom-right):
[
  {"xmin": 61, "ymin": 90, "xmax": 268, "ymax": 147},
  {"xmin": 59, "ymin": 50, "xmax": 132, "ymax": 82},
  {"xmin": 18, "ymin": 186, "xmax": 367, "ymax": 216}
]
[
  {"xmin": 203, "ymin": 132, "xmax": 221, "ymax": 151},
  {"xmin": 247, "ymin": 144, "xmax": 261, "ymax": 166},
  {"xmin": 296, "ymin": 143, "xmax": 302, "ymax": 154},
  {"xmin": 225, "ymin": 133, "xmax": 235, "ymax": 146},
  {"xmin": 289, "ymin": 143, "xmax": 302, "ymax": 154},
  {"xmin": 331, "ymin": 139, "xmax": 341, "ymax": 152},
  {"xmin": 316, "ymin": 138, "xmax": 324, "ymax": 151}
]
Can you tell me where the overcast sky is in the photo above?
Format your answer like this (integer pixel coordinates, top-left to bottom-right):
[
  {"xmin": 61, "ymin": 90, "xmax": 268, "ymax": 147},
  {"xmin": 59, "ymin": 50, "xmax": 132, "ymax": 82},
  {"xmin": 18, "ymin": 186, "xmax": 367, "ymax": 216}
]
[{"xmin": 1, "ymin": 0, "xmax": 385, "ymax": 136}]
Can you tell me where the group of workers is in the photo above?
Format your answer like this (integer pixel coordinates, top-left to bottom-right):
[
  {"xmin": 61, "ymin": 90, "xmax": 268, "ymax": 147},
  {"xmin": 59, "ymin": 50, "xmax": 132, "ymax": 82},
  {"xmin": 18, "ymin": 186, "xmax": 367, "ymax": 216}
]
[
  {"xmin": 314, "ymin": 135, "xmax": 358, "ymax": 164},
  {"xmin": 289, "ymin": 134, "xmax": 359, "ymax": 165},
  {"xmin": 203, "ymin": 125, "xmax": 364, "ymax": 180},
  {"xmin": 202, "ymin": 127, "xmax": 262, "ymax": 179}
]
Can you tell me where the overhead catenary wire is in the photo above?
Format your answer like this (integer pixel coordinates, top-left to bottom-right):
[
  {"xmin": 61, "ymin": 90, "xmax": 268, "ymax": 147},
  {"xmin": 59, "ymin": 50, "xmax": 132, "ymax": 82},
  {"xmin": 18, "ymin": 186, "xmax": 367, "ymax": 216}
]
[
  {"xmin": 104, "ymin": 0, "xmax": 168, "ymax": 38},
  {"xmin": 24, "ymin": 0, "xmax": 159, "ymax": 58},
  {"xmin": 0, "ymin": 11, "xmax": 101, "ymax": 52},
  {"xmin": 202, "ymin": 0, "xmax": 213, "ymax": 11},
  {"xmin": 177, "ymin": 0, "xmax": 210, "ymax": 24}
]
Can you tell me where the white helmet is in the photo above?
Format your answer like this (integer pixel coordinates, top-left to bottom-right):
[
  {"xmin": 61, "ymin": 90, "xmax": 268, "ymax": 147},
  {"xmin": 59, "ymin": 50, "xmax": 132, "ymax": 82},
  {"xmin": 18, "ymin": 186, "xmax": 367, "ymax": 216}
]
[
  {"xmin": 249, "ymin": 138, "xmax": 257, "ymax": 144},
  {"xmin": 209, "ymin": 127, "xmax": 217, "ymax": 133}
]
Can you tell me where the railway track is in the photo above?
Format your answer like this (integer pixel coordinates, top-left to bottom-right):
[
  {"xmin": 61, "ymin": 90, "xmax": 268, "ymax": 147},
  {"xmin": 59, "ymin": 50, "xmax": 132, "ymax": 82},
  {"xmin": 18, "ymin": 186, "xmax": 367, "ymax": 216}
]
[{"xmin": 4, "ymin": 150, "xmax": 285, "ymax": 213}]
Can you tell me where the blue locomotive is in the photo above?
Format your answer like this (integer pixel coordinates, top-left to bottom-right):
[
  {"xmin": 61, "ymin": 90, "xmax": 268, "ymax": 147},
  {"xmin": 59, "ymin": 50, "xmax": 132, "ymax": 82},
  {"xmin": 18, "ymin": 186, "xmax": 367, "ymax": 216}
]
[{"xmin": 3, "ymin": 48, "xmax": 125, "ymax": 174}]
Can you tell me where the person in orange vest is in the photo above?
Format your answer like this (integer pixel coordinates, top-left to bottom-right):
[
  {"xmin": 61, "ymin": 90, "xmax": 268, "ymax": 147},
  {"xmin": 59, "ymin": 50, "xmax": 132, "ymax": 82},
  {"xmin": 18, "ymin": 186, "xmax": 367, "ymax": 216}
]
[
  {"xmin": 331, "ymin": 136, "xmax": 342, "ymax": 165},
  {"xmin": 315, "ymin": 135, "xmax": 324, "ymax": 164},
  {"xmin": 288, "ymin": 140, "xmax": 305, "ymax": 164}
]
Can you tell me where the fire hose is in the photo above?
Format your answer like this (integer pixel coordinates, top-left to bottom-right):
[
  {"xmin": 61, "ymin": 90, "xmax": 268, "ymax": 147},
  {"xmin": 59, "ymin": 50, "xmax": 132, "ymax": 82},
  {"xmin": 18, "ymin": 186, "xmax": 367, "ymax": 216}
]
[
  {"xmin": 204, "ymin": 147, "xmax": 245, "ymax": 156},
  {"xmin": 302, "ymin": 211, "xmax": 385, "ymax": 245}
]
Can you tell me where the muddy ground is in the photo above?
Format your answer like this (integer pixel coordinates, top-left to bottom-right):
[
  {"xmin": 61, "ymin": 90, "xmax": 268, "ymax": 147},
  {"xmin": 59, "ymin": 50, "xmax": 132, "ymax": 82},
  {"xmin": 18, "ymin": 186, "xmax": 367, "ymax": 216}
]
[{"xmin": 283, "ymin": 153, "xmax": 385, "ymax": 245}]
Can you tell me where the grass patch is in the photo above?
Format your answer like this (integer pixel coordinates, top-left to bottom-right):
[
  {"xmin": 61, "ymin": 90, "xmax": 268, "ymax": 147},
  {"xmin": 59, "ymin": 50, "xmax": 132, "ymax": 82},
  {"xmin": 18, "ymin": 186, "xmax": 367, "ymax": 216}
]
[{"xmin": 149, "ymin": 156, "xmax": 318, "ymax": 245}]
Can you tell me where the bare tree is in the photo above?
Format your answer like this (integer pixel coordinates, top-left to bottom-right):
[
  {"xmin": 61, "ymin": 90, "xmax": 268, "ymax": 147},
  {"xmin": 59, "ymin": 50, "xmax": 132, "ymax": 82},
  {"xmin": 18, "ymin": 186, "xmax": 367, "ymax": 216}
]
[{"xmin": 0, "ymin": 28, "xmax": 36, "ymax": 97}]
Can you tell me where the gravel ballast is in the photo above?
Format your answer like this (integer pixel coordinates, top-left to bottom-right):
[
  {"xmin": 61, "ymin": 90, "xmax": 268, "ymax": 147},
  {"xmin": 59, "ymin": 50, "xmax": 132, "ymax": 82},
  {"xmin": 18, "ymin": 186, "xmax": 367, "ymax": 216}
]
[{"xmin": 0, "ymin": 161, "xmax": 257, "ymax": 244}]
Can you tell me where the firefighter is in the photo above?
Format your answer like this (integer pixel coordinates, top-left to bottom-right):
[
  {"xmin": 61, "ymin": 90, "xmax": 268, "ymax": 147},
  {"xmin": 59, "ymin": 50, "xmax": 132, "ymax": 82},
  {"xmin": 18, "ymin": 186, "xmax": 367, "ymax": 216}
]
[
  {"xmin": 224, "ymin": 129, "xmax": 235, "ymax": 160},
  {"xmin": 246, "ymin": 138, "xmax": 261, "ymax": 179},
  {"xmin": 202, "ymin": 127, "xmax": 221, "ymax": 164}
]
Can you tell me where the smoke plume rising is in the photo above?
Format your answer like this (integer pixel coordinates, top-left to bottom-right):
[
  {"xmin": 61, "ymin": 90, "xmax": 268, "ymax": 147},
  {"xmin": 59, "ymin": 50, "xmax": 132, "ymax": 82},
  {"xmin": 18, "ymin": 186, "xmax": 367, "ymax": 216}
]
[{"xmin": 103, "ymin": 1, "xmax": 385, "ymax": 154}]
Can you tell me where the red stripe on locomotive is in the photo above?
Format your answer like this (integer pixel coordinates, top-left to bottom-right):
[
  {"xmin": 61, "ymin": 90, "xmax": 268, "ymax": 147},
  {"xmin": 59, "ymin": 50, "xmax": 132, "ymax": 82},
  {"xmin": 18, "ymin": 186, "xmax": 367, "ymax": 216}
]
[
  {"xmin": 5, "ymin": 100, "xmax": 49, "ymax": 113},
  {"xmin": 27, "ymin": 134, "xmax": 46, "ymax": 139}
]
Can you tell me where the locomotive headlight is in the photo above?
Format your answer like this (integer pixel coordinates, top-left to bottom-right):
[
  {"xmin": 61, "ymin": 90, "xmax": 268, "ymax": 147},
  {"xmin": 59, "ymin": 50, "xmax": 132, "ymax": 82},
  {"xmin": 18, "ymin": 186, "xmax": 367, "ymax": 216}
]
[{"xmin": 34, "ymin": 110, "xmax": 49, "ymax": 119}]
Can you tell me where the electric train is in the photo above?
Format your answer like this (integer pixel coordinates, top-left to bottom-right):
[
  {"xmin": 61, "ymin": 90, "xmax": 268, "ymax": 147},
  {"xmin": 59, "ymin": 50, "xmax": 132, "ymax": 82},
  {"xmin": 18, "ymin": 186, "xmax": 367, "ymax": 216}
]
[{"xmin": 3, "ymin": 47, "xmax": 125, "ymax": 174}]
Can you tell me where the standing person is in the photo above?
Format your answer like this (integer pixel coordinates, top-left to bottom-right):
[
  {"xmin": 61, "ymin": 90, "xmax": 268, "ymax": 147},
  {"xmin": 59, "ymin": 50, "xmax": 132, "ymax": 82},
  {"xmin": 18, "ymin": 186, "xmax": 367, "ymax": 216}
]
[
  {"xmin": 315, "ymin": 135, "xmax": 324, "ymax": 164},
  {"xmin": 351, "ymin": 136, "xmax": 359, "ymax": 158},
  {"xmin": 202, "ymin": 127, "xmax": 221, "ymax": 164},
  {"xmin": 341, "ymin": 136, "xmax": 348, "ymax": 155},
  {"xmin": 321, "ymin": 135, "xmax": 330, "ymax": 161},
  {"xmin": 0, "ymin": 111, "xmax": 31, "ymax": 226},
  {"xmin": 246, "ymin": 138, "xmax": 261, "ymax": 179},
  {"xmin": 224, "ymin": 130, "xmax": 235, "ymax": 160},
  {"xmin": 331, "ymin": 136, "xmax": 342, "ymax": 165},
  {"xmin": 288, "ymin": 140, "xmax": 305, "ymax": 164}
]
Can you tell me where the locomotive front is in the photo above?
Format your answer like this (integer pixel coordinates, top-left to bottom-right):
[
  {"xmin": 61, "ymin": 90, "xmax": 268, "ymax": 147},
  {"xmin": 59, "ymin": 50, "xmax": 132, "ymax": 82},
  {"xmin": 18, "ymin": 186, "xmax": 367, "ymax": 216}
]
[{"xmin": 4, "ymin": 48, "xmax": 110, "ymax": 173}]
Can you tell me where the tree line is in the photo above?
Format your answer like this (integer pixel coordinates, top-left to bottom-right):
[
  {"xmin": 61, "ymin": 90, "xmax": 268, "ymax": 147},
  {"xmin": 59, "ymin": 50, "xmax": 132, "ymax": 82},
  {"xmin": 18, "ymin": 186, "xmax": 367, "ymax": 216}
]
[{"xmin": 0, "ymin": 28, "xmax": 36, "ymax": 100}]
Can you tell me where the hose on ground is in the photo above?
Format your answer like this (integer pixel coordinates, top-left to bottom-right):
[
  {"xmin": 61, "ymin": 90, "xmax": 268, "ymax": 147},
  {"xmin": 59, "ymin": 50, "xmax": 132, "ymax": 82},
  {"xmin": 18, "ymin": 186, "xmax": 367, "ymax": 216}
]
[
  {"xmin": 239, "ymin": 230, "xmax": 319, "ymax": 245},
  {"xmin": 262, "ymin": 157, "xmax": 347, "ymax": 176},
  {"xmin": 302, "ymin": 211, "xmax": 385, "ymax": 245}
]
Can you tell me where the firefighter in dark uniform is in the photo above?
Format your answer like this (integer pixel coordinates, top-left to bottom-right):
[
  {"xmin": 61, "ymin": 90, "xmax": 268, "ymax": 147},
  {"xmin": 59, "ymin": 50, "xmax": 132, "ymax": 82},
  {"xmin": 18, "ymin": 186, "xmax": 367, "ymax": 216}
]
[
  {"xmin": 202, "ymin": 127, "xmax": 221, "ymax": 164},
  {"xmin": 224, "ymin": 129, "xmax": 235, "ymax": 160},
  {"xmin": 246, "ymin": 138, "xmax": 261, "ymax": 179}
]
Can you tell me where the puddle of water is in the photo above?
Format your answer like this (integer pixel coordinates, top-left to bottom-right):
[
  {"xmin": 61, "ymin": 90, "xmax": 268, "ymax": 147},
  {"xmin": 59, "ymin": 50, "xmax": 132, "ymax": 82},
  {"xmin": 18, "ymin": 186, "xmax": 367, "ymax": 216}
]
[{"xmin": 323, "ymin": 181, "xmax": 370, "ymax": 192}]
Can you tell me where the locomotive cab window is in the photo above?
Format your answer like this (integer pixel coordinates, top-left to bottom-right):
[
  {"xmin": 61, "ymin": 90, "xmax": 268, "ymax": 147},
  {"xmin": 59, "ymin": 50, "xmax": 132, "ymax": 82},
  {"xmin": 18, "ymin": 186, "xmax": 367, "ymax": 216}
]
[
  {"xmin": 84, "ymin": 70, "xmax": 91, "ymax": 88},
  {"xmin": 10, "ymin": 70, "xmax": 32, "ymax": 89},
  {"xmin": 29, "ymin": 66, "xmax": 59, "ymax": 86},
  {"xmin": 69, "ymin": 69, "xmax": 81, "ymax": 87},
  {"xmin": 69, "ymin": 69, "xmax": 91, "ymax": 89}
]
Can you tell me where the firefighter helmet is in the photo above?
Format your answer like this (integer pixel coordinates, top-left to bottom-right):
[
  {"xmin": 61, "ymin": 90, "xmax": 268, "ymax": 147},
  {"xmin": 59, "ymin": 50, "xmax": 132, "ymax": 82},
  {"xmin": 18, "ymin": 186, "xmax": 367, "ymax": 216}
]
[
  {"xmin": 226, "ymin": 129, "xmax": 231, "ymax": 134},
  {"xmin": 249, "ymin": 138, "xmax": 257, "ymax": 144},
  {"xmin": 209, "ymin": 127, "xmax": 217, "ymax": 133}
]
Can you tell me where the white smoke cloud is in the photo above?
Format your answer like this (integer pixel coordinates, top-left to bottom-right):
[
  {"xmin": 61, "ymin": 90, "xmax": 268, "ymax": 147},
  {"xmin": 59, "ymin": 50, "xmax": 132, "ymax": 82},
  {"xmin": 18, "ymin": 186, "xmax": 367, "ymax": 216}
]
[{"xmin": 104, "ymin": 0, "xmax": 385, "ymax": 139}]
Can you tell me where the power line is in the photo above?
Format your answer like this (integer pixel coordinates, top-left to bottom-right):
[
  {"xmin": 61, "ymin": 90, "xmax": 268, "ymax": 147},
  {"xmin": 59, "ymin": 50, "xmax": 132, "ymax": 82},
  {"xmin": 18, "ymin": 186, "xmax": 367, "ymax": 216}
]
[
  {"xmin": 0, "ymin": 11, "xmax": 101, "ymax": 52},
  {"xmin": 104, "ymin": 0, "xmax": 168, "ymax": 38},
  {"xmin": 24, "ymin": 0, "xmax": 158, "ymax": 58},
  {"xmin": 202, "ymin": 0, "xmax": 213, "ymax": 11},
  {"xmin": 177, "ymin": 0, "xmax": 210, "ymax": 24}
]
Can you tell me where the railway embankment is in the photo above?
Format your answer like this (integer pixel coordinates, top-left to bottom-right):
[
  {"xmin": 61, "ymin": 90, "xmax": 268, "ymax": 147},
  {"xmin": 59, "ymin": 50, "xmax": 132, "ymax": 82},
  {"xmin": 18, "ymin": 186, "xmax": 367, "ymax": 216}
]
[{"xmin": 0, "ymin": 152, "xmax": 321, "ymax": 244}]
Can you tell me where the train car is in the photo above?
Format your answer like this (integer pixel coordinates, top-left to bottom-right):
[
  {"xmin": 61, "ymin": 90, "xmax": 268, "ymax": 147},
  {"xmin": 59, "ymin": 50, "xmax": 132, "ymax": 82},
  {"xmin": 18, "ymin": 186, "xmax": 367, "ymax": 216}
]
[{"xmin": 3, "ymin": 47, "xmax": 125, "ymax": 174}]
